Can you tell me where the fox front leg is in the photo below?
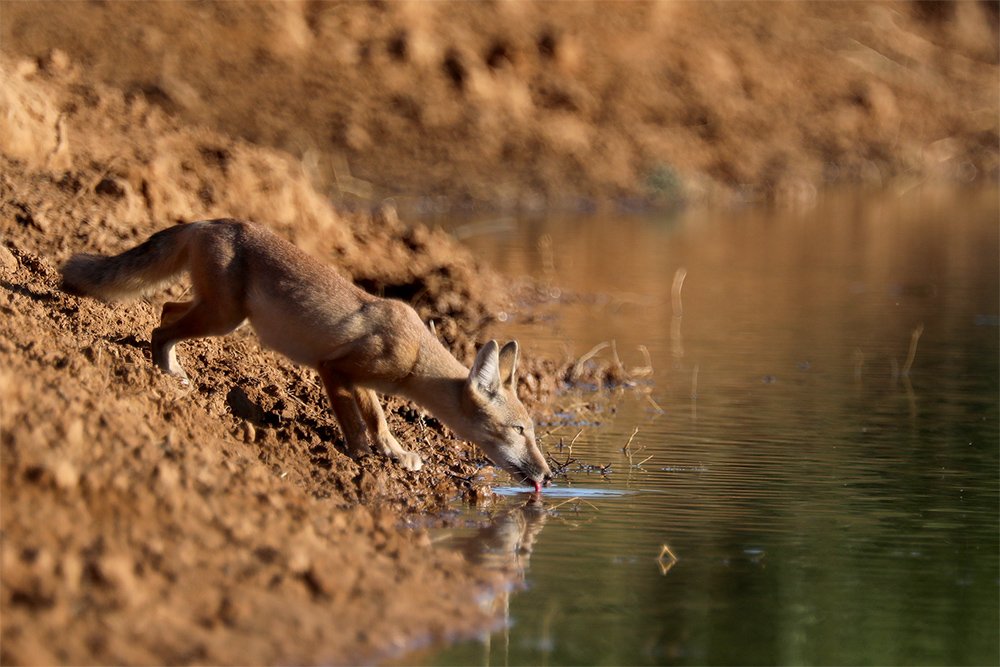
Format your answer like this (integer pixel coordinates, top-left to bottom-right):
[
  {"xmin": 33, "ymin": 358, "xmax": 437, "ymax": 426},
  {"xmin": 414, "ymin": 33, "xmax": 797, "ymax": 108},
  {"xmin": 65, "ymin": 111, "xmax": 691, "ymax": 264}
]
[
  {"xmin": 353, "ymin": 388, "xmax": 423, "ymax": 472},
  {"xmin": 316, "ymin": 363, "xmax": 376, "ymax": 460}
]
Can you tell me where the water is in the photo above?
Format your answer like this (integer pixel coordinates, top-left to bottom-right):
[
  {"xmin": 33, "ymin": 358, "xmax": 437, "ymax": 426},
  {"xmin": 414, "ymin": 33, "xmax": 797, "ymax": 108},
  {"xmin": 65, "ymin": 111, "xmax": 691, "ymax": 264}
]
[{"xmin": 421, "ymin": 188, "xmax": 999, "ymax": 666}]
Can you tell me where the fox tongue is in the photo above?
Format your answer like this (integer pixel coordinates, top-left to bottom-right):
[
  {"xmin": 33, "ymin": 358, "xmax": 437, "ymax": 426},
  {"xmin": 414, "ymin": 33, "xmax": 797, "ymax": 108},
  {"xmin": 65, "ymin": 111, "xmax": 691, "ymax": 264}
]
[{"xmin": 533, "ymin": 480, "xmax": 542, "ymax": 494}]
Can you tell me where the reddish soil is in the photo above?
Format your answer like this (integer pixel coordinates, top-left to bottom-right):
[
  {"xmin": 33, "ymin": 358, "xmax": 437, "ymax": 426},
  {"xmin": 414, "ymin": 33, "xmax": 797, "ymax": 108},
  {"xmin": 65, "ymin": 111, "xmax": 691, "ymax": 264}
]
[
  {"xmin": 0, "ymin": 51, "xmax": 536, "ymax": 664},
  {"xmin": 0, "ymin": 1, "xmax": 997, "ymax": 664}
]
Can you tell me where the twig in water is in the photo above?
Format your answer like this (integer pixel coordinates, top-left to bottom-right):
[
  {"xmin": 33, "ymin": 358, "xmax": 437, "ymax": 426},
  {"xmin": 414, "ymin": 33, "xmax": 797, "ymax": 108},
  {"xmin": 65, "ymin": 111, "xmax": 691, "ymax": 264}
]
[
  {"xmin": 567, "ymin": 428, "xmax": 584, "ymax": 455},
  {"xmin": 691, "ymin": 365, "xmax": 700, "ymax": 400},
  {"xmin": 621, "ymin": 426, "xmax": 640, "ymax": 456},
  {"xmin": 611, "ymin": 339, "xmax": 626, "ymax": 375},
  {"xmin": 657, "ymin": 543, "xmax": 679, "ymax": 574},
  {"xmin": 671, "ymin": 314, "xmax": 684, "ymax": 361},
  {"xmin": 621, "ymin": 426, "xmax": 651, "ymax": 468},
  {"xmin": 901, "ymin": 324, "xmax": 924, "ymax": 378},
  {"xmin": 645, "ymin": 394, "xmax": 665, "ymax": 414},
  {"xmin": 671, "ymin": 268, "xmax": 688, "ymax": 317},
  {"xmin": 572, "ymin": 341, "xmax": 610, "ymax": 378},
  {"xmin": 659, "ymin": 543, "xmax": 678, "ymax": 562},
  {"xmin": 629, "ymin": 346, "xmax": 654, "ymax": 379},
  {"xmin": 546, "ymin": 454, "xmax": 576, "ymax": 476},
  {"xmin": 637, "ymin": 345, "xmax": 653, "ymax": 372}
]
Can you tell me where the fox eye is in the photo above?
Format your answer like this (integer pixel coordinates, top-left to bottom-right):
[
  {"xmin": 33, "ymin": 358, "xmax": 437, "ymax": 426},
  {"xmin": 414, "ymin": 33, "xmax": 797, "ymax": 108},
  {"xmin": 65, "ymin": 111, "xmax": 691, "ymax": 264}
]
[{"xmin": 512, "ymin": 424, "xmax": 525, "ymax": 435}]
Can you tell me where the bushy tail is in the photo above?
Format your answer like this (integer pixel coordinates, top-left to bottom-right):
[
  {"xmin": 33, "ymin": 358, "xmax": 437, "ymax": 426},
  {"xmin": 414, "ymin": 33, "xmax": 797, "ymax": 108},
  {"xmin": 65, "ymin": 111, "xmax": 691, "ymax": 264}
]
[{"xmin": 60, "ymin": 224, "xmax": 197, "ymax": 301}]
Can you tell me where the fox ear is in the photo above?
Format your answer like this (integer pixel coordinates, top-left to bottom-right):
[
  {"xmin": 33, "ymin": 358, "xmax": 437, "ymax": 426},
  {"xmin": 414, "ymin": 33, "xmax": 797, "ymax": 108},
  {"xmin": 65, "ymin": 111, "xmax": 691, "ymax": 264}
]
[
  {"xmin": 498, "ymin": 340, "xmax": 519, "ymax": 389},
  {"xmin": 468, "ymin": 340, "xmax": 501, "ymax": 397}
]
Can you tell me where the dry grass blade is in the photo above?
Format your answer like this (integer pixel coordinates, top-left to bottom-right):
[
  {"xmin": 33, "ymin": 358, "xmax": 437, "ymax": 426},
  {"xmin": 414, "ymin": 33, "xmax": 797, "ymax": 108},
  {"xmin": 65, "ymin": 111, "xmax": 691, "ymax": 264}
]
[
  {"xmin": 657, "ymin": 543, "xmax": 679, "ymax": 575},
  {"xmin": 611, "ymin": 339, "xmax": 626, "ymax": 375},
  {"xmin": 671, "ymin": 268, "xmax": 687, "ymax": 317},
  {"xmin": 629, "ymin": 344, "xmax": 654, "ymax": 378},
  {"xmin": 901, "ymin": 323, "xmax": 924, "ymax": 377},
  {"xmin": 635, "ymin": 454, "xmax": 654, "ymax": 467},
  {"xmin": 658, "ymin": 543, "xmax": 678, "ymax": 561},
  {"xmin": 287, "ymin": 393, "xmax": 310, "ymax": 410},
  {"xmin": 572, "ymin": 341, "xmax": 610, "ymax": 378},
  {"xmin": 621, "ymin": 426, "xmax": 639, "ymax": 455},
  {"xmin": 546, "ymin": 454, "xmax": 576, "ymax": 475},
  {"xmin": 638, "ymin": 344, "xmax": 652, "ymax": 370}
]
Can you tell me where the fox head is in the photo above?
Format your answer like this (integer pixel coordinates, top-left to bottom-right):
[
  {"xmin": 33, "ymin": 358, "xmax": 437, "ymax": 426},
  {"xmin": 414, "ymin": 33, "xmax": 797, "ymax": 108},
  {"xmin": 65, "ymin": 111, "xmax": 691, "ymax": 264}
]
[{"xmin": 462, "ymin": 340, "xmax": 552, "ymax": 491}]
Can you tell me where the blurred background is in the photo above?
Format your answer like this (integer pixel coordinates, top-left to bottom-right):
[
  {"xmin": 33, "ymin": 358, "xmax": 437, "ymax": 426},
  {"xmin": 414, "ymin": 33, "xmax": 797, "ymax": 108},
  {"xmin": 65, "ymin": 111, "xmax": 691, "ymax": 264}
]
[{"xmin": 3, "ymin": 0, "xmax": 997, "ymax": 213}]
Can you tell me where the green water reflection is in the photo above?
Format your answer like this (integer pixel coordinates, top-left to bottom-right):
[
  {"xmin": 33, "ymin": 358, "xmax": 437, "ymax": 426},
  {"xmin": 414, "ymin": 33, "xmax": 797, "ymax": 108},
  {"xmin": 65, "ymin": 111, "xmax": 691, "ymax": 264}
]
[{"xmin": 422, "ymin": 189, "xmax": 999, "ymax": 666}]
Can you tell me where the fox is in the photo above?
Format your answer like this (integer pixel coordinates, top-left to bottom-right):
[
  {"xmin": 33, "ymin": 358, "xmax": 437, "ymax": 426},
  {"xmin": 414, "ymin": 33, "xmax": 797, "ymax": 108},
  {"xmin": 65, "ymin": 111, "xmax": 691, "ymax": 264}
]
[{"xmin": 60, "ymin": 219, "xmax": 553, "ymax": 491}]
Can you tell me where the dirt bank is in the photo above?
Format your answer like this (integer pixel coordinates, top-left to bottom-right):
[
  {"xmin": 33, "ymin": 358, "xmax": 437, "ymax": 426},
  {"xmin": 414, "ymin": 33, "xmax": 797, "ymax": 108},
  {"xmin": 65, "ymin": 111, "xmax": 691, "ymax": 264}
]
[
  {"xmin": 0, "ymin": 50, "xmax": 620, "ymax": 662},
  {"xmin": 2, "ymin": 1, "xmax": 997, "ymax": 212},
  {"xmin": 0, "ymin": 54, "xmax": 543, "ymax": 664}
]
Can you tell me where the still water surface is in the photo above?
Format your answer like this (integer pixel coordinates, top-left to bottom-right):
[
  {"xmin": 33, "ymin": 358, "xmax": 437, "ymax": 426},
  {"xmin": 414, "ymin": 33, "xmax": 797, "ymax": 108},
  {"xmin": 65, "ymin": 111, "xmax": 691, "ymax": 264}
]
[{"xmin": 421, "ymin": 189, "xmax": 998, "ymax": 666}]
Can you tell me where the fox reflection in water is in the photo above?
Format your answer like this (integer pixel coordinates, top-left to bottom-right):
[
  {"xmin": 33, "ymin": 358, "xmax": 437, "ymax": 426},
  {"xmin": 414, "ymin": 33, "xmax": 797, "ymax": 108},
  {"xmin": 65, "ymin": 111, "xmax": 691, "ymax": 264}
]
[
  {"xmin": 450, "ymin": 495, "xmax": 550, "ymax": 660},
  {"xmin": 457, "ymin": 496, "xmax": 548, "ymax": 576}
]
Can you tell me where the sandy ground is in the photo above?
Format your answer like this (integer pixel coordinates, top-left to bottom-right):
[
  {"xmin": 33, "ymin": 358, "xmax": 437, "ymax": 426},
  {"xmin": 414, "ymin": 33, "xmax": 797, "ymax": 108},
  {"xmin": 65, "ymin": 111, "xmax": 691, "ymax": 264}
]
[
  {"xmin": 0, "ymin": 48, "xmax": 591, "ymax": 666},
  {"xmin": 0, "ymin": 1, "xmax": 997, "ymax": 664},
  {"xmin": 0, "ymin": 52, "xmax": 536, "ymax": 664}
]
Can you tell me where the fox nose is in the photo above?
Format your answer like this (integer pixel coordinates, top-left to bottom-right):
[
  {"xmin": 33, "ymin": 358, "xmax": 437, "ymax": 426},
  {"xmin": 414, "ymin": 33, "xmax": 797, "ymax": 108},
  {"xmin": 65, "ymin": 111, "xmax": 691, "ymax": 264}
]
[{"xmin": 542, "ymin": 472, "xmax": 553, "ymax": 487}]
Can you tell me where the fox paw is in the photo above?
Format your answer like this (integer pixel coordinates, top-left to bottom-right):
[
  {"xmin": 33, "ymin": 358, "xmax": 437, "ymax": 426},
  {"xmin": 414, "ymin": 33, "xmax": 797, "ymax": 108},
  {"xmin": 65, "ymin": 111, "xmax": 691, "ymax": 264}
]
[
  {"xmin": 159, "ymin": 367, "xmax": 190, "ymax": 387},
  {"xmin": 375, "ymin": 436, "xmax": 422, "ymax": 472},
  {"xmin": 394, "ymin": 449, "xmax": 423, "ymax": 472}
]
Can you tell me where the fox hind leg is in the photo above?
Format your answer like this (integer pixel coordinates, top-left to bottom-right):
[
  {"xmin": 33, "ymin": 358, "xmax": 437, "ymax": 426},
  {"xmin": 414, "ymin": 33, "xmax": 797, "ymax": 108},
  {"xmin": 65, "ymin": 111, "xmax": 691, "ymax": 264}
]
[
  {"xmin": 354, "ymin": 388, "xmax": 423, "ymax": 471},
  {"xmin": 160, "ymin": 300, "xmax": 193, "ymax": 327},
  {"xmin": 153, "ymin": 300, "xmax": 195, "ymax": 381},
  {"xmin": 152, "ymin": 232, "xmax": 246, "ymax": 381},
  {"xmin": 150, "ymin": 299, "xmax": 244, "ymax": 381}
]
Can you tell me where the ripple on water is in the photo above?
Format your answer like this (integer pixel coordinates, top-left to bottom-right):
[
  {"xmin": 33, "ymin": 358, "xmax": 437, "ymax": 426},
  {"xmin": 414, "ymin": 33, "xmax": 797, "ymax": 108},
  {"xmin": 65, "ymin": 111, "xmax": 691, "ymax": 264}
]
[{"xmin": 492, "ymin": 485, "xmax": 637, "ymax": 498}]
